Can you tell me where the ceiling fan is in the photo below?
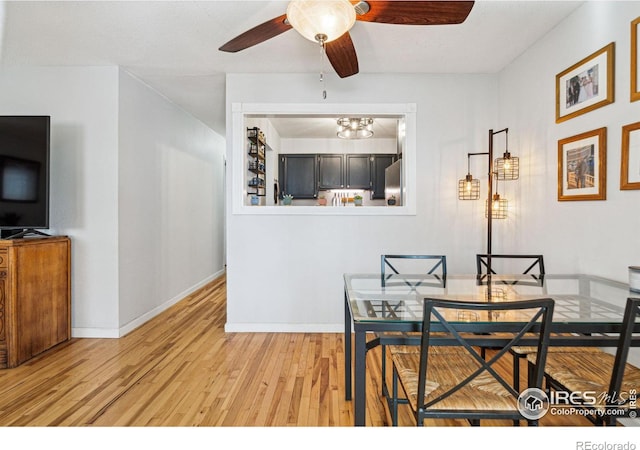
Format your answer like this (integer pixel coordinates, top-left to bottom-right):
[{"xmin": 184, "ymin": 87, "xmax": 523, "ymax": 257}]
[{"xmin": 219, "ymin": 0, "xmax": 475, "ymax": 78}]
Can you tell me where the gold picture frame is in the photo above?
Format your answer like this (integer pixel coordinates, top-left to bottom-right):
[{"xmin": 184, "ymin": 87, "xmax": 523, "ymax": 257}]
[
  {"xmin": 632, "ymin": 17, "xmax": 640, "ymax": 102},
  {"xmin": 558, "ymin": 127, "xmax": 607, "ymax": 201},
  {"xmin": 556, "ymin": 43, "xmax": 615, "ymax": 123},
  {"xmin": 621, "ymin": 121, "xmax": 640, "ymax": 190}
]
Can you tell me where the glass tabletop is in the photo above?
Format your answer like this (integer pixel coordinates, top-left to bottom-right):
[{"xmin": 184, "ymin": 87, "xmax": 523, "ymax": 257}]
[{"xmin": 344, "ymin": 273, "xmax": 635, "ymax": 325}]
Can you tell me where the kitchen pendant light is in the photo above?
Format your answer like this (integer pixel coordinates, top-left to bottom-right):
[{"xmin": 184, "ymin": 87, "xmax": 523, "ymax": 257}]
[{"xmin": 337, "ymin": 117, "xmax": 373, "ymax": 139}]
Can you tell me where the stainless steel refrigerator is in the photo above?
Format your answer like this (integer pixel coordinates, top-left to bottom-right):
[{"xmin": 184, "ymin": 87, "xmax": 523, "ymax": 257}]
[{"xmin": 384, "ymin": 159, "xmax": 402, "ymax": 206}]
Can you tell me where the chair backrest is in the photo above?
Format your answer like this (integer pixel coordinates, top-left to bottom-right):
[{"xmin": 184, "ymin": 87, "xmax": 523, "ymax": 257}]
[
  {"xmin": 608, "ymin": 297, "xmax": 640, "ymax": 401},
  {"xmin": 381, "ymin": 254, "xmax": 447, "ymax": 287},
  {"xmin": 476, "ymin": 254, "xmax": 545, "ymax": 276},
  {"xmin": 416, "ymin": 297, "xmax": 555, "ymax": 411}
]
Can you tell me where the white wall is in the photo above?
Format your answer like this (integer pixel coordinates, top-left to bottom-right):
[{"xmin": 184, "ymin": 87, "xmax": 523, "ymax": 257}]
[
  {"xmin": 0, "ymin": 66, "xmax": 227, "ymax": 337},
  {"xmin": 498, "ymin": 0, "xmax": 640, "ymax": 368},
  {"xmin": 499, "ymin": 1, "xmax": 640, "ymax": 281},
  {"xmin": 225, "ymin": 73, "xmax": 498, "ymax": 331},
  {"xmin": 117, "ymin": 69, "xmax": 226, "ymax": 334},
  {"xmin": 0, "ymin": 67, "xmax": 120, "ymax": 332},
  {"xmin": 279, "ymin": 137, "xmax": 397, "ymax": 154},
  {"xmin": 226, "ymin": 3, "xmax": 640, "ymax": 332}
]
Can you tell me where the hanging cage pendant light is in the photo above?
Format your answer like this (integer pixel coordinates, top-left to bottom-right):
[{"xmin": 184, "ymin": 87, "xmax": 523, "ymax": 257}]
[
  {"xmin": 458, "ymin": 174, "xmax": 480, "ymax": 200},
  {"xmin": 458, "ymin": 154, "xmax": 481, "ymax": 200},
  {"xmin": 495, "ymin": 151, "xmax": 519, "ymax": 180},
  {"xmin": 486, "ymin": 172, "xmax": 508, "ymax": 219},
  {"xmin": 485, "ymin": 192, "xmax": 508, "ymax": 219},
  {"xmin": 494, "ymin": 129, "xmax": 519, "ymax": 180}
]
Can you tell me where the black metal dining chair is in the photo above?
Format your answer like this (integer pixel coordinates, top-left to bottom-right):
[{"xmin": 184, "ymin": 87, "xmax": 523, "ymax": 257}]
[
  {"xmin": 527, "ymin": 297, "xmax": 640, "ymax": 426},
  {"xmin": 389, "ymin": 297, "xmax": 555, "ymax": 426},
  {"xmin": 381, "ymin": 254, "xmax": 447, "ymax": 287},
  {"xmin": 376, "ymin": 255, "xmax": 447, "ymax": 400},
  {"xmin": 476, "ymin": 254, "xmax": 545, "ymax": 279},
  {"xmin": 475, "ymin": 253, "xmax": 546, "ymax": 392}
]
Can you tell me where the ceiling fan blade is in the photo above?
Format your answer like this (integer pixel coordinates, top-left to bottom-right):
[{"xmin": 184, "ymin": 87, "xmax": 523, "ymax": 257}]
[
  {"xmin": 355, "ymin": 1, "xmax": 474, "ymax": 25},
  {"xmin": 325, "ymin": 32, "xmax": 359, "ymax": 78},
  {"xmin": 219, "ymin": 14, "xmax": 292, "ymax": 52}
]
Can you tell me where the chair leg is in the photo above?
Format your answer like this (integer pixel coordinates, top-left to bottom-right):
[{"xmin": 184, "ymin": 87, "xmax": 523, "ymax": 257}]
[
  {"xmin": 512, "ymin": 353, "xmax": 522, "ymax": 426},
  {"xmin": 513, "ymin": 353, "xmax": 520, "ymax": 392},
  {"xmin": 381, "ymin": 344, "xmax": 387, "ymax": 397},
  {"xmin": 391, "ymin": 365, "xmax": 399, "ymax": 426}
]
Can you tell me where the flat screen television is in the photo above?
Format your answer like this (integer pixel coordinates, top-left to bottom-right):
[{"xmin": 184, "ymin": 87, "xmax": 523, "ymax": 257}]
[{"xmin": 0, "ymin": 116, "xmax": 50, "ymax": 238}]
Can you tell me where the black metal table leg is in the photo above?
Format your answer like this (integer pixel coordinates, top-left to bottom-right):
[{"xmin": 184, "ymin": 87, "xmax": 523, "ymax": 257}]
[
  {"xmin": 344, "ymin": 290, "xmax": 352, "ymax": 401},
  {"xmin": 354, "ymin": 328, "xmax": 367, "ymax": 426}
]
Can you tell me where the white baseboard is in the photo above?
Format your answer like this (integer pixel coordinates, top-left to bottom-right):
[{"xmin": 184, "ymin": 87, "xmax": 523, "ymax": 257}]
[
  {"xmin": 71, "ymin": 328, "xmax": 120, "ymax": 338},
  {"xmin": 224, "ymin": 323, "xmax": 344, "ymax": 333},
  {"xmin": 71, "ymin": 269, "xmax": 226, "ymax": 338}
]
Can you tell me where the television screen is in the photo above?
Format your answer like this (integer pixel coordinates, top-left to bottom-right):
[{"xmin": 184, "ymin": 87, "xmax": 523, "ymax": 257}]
[{"xmin": 0, "ymin": 116, "xmax": 50, "ymax": 233}]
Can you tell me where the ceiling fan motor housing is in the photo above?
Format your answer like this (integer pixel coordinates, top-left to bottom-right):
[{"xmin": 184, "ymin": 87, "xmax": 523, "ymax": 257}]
[{"xmin": 353, "ymin": 1, "xmax": 371, "ymax": 16}]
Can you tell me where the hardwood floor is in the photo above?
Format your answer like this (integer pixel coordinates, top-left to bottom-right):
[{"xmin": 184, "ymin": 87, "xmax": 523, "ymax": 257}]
[{"xmin": 0, "ymin": 274, "xmax": 592, "ymax": 427}]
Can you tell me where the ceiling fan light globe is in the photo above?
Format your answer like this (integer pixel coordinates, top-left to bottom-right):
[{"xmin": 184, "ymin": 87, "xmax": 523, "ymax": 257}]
[{"xmin": 286, "ymin": 0, "xmax": 356, "ymax": 43}]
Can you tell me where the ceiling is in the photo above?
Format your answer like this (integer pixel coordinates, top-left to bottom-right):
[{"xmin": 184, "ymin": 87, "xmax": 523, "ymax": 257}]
[{"xmin": 0, "ymin": 1, "xmax": 584, "ymax": 137}]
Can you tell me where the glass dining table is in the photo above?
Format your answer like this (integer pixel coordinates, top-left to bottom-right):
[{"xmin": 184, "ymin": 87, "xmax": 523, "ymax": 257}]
[{"xmin": 343, "ymin": 273, "xmax": 640, "ymax": 426}]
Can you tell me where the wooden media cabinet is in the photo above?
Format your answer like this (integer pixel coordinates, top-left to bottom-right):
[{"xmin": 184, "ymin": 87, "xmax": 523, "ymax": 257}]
[{"xmin": 0, "ymin": 236, "xmax": 71, "ymax": 368}]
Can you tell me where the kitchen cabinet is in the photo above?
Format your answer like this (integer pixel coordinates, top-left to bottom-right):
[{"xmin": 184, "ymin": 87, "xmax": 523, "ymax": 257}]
[
  {"xmin": 370, "ymin": 154, "xmax": 397, "ymax": 199},
  {"xmin": 279, "ymin": 154, "xmax": 318, "ymax": 199},
  {"xmin": 319, "ymin": 153, "xmax": 397, "ymax": 191},
  {"xmin": 318, "ymin": 154, "xmax": 344, "ymax": 189},
  {"xmin": 345, "ymin": 154, "xmax": 371, "ymax": 189},
  {"xmin": 278, "ymin": 153, "xmax": 397, "ymax": 200}
]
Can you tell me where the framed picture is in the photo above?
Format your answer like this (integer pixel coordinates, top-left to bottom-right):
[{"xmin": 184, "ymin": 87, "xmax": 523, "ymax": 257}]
[
  {"xmin": 558, "ymin": 127, "xmax": 607, "ymax": 201},
  {"xmin": 621, "ymin": 121, "xmax": 640, "ymax": 190},
  {"xmin": 556, "ymin": 43, "xmax": 615, "ymax": 123},
  {"xmin": 632, "ymin": 17, "xmax": 640, "ymax": 102}
]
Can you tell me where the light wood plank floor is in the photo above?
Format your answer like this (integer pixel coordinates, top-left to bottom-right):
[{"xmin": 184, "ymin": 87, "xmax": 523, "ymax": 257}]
[{"xmin": 0, "ymin": 274, "xmax": 592, "ymax": 427}]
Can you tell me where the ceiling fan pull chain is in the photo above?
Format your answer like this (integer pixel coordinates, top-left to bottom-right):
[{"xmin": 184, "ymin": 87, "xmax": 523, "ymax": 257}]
[{"xmin": 318, "ymin": 35, "xmax": 328, "ymax": 100}]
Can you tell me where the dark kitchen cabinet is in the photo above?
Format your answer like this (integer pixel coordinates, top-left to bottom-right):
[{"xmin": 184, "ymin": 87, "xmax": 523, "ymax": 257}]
[
  {"xmin": 345, "ymin": 154, "xmax": 371, "ymax": 189},
  {"xmin": 278, "ymin": 153, "xmax": 397, "ymax": 200},
  {"xmin": 318, "ymin": 154, "xmax": 344, "ymax": 189},
  {"xmin": 370, "ymin": 154, "xmax": 397, "ymax": 199},
  {"xmin": 279, "ymin": 154, "xmax": 318, "ymax": 199}
]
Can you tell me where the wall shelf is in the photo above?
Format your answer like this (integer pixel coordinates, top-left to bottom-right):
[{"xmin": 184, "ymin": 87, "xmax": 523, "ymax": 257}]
[{"xmin": 247, "ymin": 127, "xmax": 267, "ymax": 198}]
